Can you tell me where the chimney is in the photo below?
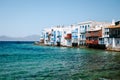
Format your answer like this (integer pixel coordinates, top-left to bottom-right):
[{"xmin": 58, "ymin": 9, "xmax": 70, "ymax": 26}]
[{"xmin": 112, "ymin": 19, "xmax": 115, "ymax": 25}]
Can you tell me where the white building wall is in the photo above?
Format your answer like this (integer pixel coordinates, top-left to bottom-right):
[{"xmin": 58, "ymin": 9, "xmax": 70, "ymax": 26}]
[
  {"xmin": 61, "ymin": 26, "xmax": 72, "ymax": 46},
  {"xmin": 78, "ymin": 21, "xmax": 93, "ymax": 45},
  {"xmin": 50, "ymin": 26, "xmax": 64, "ymax": 45},
  {"xmin": 78, "ymin": 21, "xmax": 111, "ymax": 45},
  {"xmin": 115, "ymin": 38, "xmax": 120, "ymax": 48},
  {"xmin": 43, "ymin": 28, "xmax": 52, "ymax": 45},
  {"xmin": 71, "ymin": 25, "xmax": 79, "ymax": 43},
  {"xmin": 107, "ymin": 38, "xmax": 120, "ymax": 48},
  {"xmin": 101, "ymin": 23, "xmax": 114, "ymax": 48},
  {"xmin": 41, "ymin": 21, "xmax": 112, "ymax": 47}
]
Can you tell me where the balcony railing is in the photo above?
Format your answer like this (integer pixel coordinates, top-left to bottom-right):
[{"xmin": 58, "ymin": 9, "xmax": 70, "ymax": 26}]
[
  {"xmin": 64, "ymin": 34, "xmax": 72, "ymax": 39},
  {"xmin": 86, "ymin": 40, "xmax": 98, "ymax": 45},
  {"xmin": 80, "ymin": 30, "xmax": 86, "ymax": 33},
  {"xmin": 104, "ymin": 35, "xmax": 109, "ymax": 37},
  {"xmin": 86, "ymin": 30, "xmax": 102, "ymax": 37}
]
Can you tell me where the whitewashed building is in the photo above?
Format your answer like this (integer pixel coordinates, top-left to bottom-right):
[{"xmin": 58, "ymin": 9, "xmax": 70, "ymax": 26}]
[
  {"xmin": 41, "ymin": 20, "xmax": 119, "ymax": 51},
  {"xmin": 78, "ymin": 21, "xmax": 110, "ymax": 46},
  {"xmin": 103, "ymin": 21, "xmax": 120, "ymax": 50},
  {"xmin": 61, "ymin": 26, "xmax": 72, "ymax": 46},
  {"xmin": 43, "ymin": 28, "xmax": 52, "ymax": 45},
  {"xmin": 71, "ymin": 24, "xmax": 79, "ymax": 47},
  {"xmin": 42, "ymin": 26, "xmax": 72, "ymax": 46}
]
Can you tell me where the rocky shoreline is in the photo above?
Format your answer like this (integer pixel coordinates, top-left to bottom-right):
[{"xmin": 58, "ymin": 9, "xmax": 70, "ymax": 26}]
[{"xmin": 34, "ymin": 42, "xmax": 120, "ymax": 52}]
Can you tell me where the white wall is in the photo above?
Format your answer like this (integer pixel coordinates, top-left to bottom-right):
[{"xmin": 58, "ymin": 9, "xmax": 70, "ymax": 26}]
[
  {"xmin": 114, "ymin": 38, "xmax": 120, "ymax": 48},
  {"xmin": 60, "ymin": 26, "xmax": 72, "ymax": 46}
]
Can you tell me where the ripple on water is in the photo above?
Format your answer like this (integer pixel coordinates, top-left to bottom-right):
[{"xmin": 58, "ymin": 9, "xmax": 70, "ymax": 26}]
[{"xmin": 0, "ymin": 42, "xmax": 120, "ymax": 80}]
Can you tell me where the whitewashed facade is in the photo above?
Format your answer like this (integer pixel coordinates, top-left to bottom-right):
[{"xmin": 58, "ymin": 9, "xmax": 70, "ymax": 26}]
[
  {"xmin": 78, "ymin": 21, "xmax": 109, "ymax": 45},
  {"xmin": 41, "ymin": 20, "xmax": 120, "ymax": 50}
]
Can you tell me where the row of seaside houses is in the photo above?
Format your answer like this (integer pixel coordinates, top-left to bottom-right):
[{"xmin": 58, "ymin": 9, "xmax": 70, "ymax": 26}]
[{"xmin": 40, "ymin": 20, "xmax": 120, "ymax": 50}]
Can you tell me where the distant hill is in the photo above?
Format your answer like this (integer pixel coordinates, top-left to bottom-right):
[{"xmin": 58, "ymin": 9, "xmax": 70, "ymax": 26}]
[{"xmin": 0, "ymin": 35, "xmax": 40, "ymax": 41}]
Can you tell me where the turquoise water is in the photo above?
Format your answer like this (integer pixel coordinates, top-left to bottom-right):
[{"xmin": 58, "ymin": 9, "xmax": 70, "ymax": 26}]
[{"xmin": 0, "ymin": 41, "xmax": 120, "ymax": 80}]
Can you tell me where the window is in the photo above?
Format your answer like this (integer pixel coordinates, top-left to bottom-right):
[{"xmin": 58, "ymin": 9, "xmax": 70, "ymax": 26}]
[
  {"xmin": 76, "ymin": 28, "xmax": 78, "ymax": 32},
  {"xmin": 85, "ymin": 25, "xmax": 87, "ymax": 30},
  {"xmin": 82, "ymin": 26, "xmax": 84, "ymax": 28},
  {"xmin": 82, "ymin": 35, "xmax": 85, "ymax": 39},
  {"xmin": 57, "ymin": 31, "xmax": 60, "ymax": 36},
  {"xmin": 80, "ymin": 26, "xmax": 81, "ymax": 28},
  {"xmin": 68, "ymin": 40, "xmax": 71, "ymax": 43},
  {"xmin": 87, "ymin": 25, "xmax": 90, "ymax": 30},
  {"xmin": 88, "ymin": 25, "xmax": 90, "ymax": 27},
  {"xmin": 117, "ymin": 29, "xmax": 119, "ymax": 35},
  {"xmin": 105, "ymin": 32, "xmax": 109, "ymax": 35},
  {"xmin": 51, "ymin": 29, "xmax": 54, "ymax": 31},
  {"xmin": 64, "ymin": 31, "xmax": 66, "ymax": 34},
  {"xmin": 116, "ymin": 40, "xmax": 119, "ymax": 44}
]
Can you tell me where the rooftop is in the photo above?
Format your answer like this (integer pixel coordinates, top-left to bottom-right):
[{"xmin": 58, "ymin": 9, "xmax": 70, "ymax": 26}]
[{"xmin": 106, "ymin": 24, "xmax": 120, "ymax": 29}]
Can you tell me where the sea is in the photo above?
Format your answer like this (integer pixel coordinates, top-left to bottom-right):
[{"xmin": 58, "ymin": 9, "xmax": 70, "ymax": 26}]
[{"xmin": 0, "ymin": 41, "xmax": 120, "ymax": 80}]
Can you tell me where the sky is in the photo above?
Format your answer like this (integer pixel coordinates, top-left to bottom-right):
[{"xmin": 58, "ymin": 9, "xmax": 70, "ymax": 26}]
[{"xmin": 0, "ymin": 0, "xmax": 120, "ymax": 37}]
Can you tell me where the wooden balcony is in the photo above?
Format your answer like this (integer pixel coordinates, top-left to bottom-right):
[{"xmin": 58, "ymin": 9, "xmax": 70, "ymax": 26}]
[
  {"xmin": 65, "ymin": 34, "xmax": 71, "ymax": 39},
  {"xmin": 86, "ymin": 30, "xmax": 102, "ymax": 38},
  {"xmin": 86, "ymin": 40, "xmax": 98, "ymax": 45}
]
